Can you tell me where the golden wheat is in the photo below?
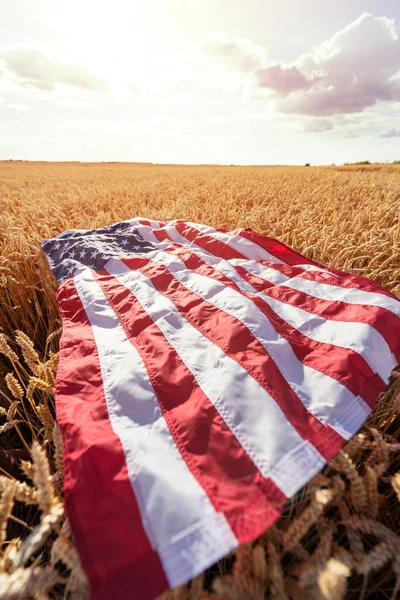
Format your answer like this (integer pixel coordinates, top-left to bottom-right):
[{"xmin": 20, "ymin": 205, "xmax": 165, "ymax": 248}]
[{"xmin": 0, "ymin": 162, "xmax": 399, "ymax": 599}]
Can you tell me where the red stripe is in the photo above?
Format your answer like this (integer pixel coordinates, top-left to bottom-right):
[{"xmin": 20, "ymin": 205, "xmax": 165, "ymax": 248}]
[
  {"xmin": 271, "ymin": 285, "xmax": 400, "ymax": 358},
  {"xmin": 233, "ymin": 266, "xmax": 400, "ymax": 357},
  {"xmin": 94, "ymin": 268, "xmax": 286, "ymax": 544},
  {"xmin": 165, "ymin": 247, "xmax": 386, "ymax": 408},
  {"xmin": 56, "ymin": 279, "xmax": 168, "ymax": 600},
  {"xmin": 298, "ymin": 269, "xmax": 398, "ymax": 300},
  {"xmin": 153, "ymin": 228, "xmax": 171, "ymax": 243},
  {"xmin": 236, "ymin": 225, "xmax": 396, "ymax": 300},
  {"xmin": 156, "ymin": 225, "xmax": 319, "ymax": 280},
  {"xmin": 139, "ymin": 219, "xmax": 166, "ymax": 229},
  {"xmin": 233, "ymin": 260, "xmax": 318, "ymax": 280},
  {"xmin": 237, "ymin": 228, "xmax": 318, "ymax": 266},
  {"xmin": 164, "ymin": 221, "xmax": 400, "ymax": 363},
  {"xmin": 173, "ymin": 221, "xmax": 393, "ymax": 309},
  {"xmin": 233, "ymin": 265, "xmax": 277, "ymax": 292},
  {"xmin": 152, "ymin": 220, "xmax": 397, "ymax": 300},
  {"xmin": 148, "ymin": 221, "xmax": 382, "ymax": 308},
  {"xmin": 116, "ymin": 256, "xmax": 347, "ymax": 460},
  {"xmin": 175, "ymin": 221, "xmax": 247, "ymax": 259},
  {"xmin": 208, "ymin": 221, "xmax": 398, "ymax": 300}
]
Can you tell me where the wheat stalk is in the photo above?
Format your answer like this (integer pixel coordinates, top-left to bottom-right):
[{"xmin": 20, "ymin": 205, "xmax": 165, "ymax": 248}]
[
  {"xmin": 0, "ymin": 567, "xmax": 61, "ymax": 599},
  {"xmin": 282, "ymin": 489, "xmax": 333, "ymax": 551}
]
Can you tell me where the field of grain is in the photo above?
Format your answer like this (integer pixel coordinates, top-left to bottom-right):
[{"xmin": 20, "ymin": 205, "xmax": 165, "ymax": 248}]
[{"xmin": 0, "ymin": 162, "xmax": 399, "ymax": 599}]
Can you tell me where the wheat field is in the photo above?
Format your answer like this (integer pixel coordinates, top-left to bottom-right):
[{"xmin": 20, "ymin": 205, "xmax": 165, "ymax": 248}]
[{"xmin": 0, "ymin": 161, "xmax": 399, "ymax": 599}]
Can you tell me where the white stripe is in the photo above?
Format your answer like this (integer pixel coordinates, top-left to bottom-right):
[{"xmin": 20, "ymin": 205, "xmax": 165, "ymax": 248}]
[
  {"xmin": 129, "ymin": 222, "xmax": 160, "ymax": 243},
  {"xmin": 296, "ymin": 264, "xmax": 338, "ymax": 276},
  {"xmin": 115, "ymin": 251, "xmax": 371, "ymax": 439},
  {"xmin": 192, "ymin": 252, "xmax": 396, "ymax": 383},
  {"xmin": 258, "ymin": 293, "xmax": 397, "ymax": 383},
  {"xmin": 285, "ymin": 277, "xmax": 400, "ymax": 319},
  {"xmin": 127, "ymin": 219, "xmax": 334, "ymax": 278},
  {"xmin": 124, "ymin": 222, "xmax": 334, "ymax": 284},
  {"xmin": 116, "ymin": 228, "xmax": 395, "ymax": 386},
  {"xmin": 128, "ymin": 217, "xmax": 164, "ymax": 229},
  {"xmin": 229, "ymin": 259, "xmax": 288, "ymax": 285},
  {"xmin": 131, "ymin": 221, "xmax": 217, "ymax": 257},
  {"xmin": 159, "ymin": 224, "xmax": 208, "ymax": 251},
  {"xmin": 143, "ymin": 222, "xmax": 334, "ymax": 276},
  {"xmin": 230, "ymin": 259, "xmax": 334, "ymax": 284},
  {"xmin": 105, "ymin": 257, "xmax": 327, "ymax": 497},
  {"xmin": 74, "ymin": 269, "xmax": 237, "ymax": 587},
  {"xmin": 186, "ymin": 222, "xmax": 285, "ymax": 263},
  {"xmin": 128, "ymin": 222, "xmax": 174, "ymax": 252},
  {"xmin": 231, "ymin": 257, "xmax": 399, "ymax": 320}
]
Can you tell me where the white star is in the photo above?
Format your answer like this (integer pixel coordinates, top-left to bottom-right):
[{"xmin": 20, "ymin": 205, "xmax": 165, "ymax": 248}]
[
  {"xmin": 69, "ymin": 249, "xmax": 77, "ymax": 259},
  {"xmin": 54, "ymin": 241, "xmax": 61, "ymax": 251},
  {"xmin": 90, "ymin": 249, "xmax": 99, "ymax": 259},
  {"xmin": 79, "ymin": 249, "xmax": 86, "ymax": 259},
  {"xmin": 65, "ymin": 264, "xmax": 75, "ymax": 276},
  {"xmin": 121, "ymin": 239, "xmax": 129, "ymax": 247}
]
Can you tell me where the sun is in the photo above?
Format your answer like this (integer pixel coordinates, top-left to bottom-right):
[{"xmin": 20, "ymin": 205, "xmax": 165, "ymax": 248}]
[{"xmin": 43, "ymin": 0, "xmax": 170, "ymax": 87}]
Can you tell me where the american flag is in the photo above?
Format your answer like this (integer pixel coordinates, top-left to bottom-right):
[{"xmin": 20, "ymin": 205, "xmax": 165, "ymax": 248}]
[{"xmin": 42, "ymin": 218, "xmax": 400, "ymax": 600}]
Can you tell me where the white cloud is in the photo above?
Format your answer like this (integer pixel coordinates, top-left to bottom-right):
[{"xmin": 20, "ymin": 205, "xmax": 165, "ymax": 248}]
[
  {"xmin": 277, "ymin": 13, "xmax": 400, "ymax": 116},
  {"xmin": 303, "ymin": 118, "xmax": 334, "ymax": 133},
  {"xmin": 201, "ymin": 13, "xmax": 400, "ymax": 119},
  {"xmin": 256, "ymin": 64, "xmax": 316, "ymax": 94},
  {"xmin": 379, "ymin": 126, "xmax": 400, "ymax": 137},
  {"xmin": 1, "ymin": 44, "xmax": 108, "ymax": 94},
  {"xmin": 200, "ymin": 35, "xmax": 268, "ymax": 73}
]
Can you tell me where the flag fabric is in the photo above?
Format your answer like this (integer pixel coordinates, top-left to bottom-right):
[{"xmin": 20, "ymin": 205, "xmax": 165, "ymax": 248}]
[{"xmin": 42, "ymin": 218, "xmax": 400, "ymax": 600}]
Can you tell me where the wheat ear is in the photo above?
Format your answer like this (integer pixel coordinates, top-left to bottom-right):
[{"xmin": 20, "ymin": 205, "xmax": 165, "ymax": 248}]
[
  {"xmin": 317, "ymin": 556, "xmax": 351, "ymax": 600},
  {"xmin": 30, "ymin": 442, "xmax": 54, "ymax": 514},
  {"xmin": 15, "ymin": 331, "xmax": 41, "ymax": 375},
  {"xmin": 0, "ymin": 334, "xmax": 19, "ymax": 363},
  {"xmin": 282, "ymin": 489, "xmax": 333, "ymax": 551},
  {"xmin": 0, "ymin": 567, "xmax": 60, "ymax": 600},
  {"xmin": 5, "ymin": 374, "xmax": 24, "ymax": 401},
  {"xmin": 0, "ymin": 480, "xmax": 16, "ymax": 547},
  {"xmin": 0, "ymin": 476, "xmax": 38, "ymax": 505}
]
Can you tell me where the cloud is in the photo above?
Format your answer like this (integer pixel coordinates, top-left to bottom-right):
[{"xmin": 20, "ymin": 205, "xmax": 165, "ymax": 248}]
[
  {"xmin": 256, "ymin": 65, "xmax": 314, "ymax": 94},
  {"xmin": 1, "ymin": 44, "xmax": 108, "ymax": 94},
  {"xmin": 379, "ymin": 126, "xmax": 400, "ymax": 137},
  {"xmin": 303, "ymin": 118, "xmax": 334, "ymax": 133},
  {"xmin": 276, "ymin": 13, "xmax": 400, "ymax": 116},
  {"xmin": 200, "ymin": 35, "xmax": 268, "ymax": 73},
  {"xmin": 201, "ymin": 13, "xmax": 400, "ymax": 118}
]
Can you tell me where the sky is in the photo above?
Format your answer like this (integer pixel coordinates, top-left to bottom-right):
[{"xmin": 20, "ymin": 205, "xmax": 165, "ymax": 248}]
[{"xmin": 0, "ymin": 0, "xmax": 399, "ymax": 165}]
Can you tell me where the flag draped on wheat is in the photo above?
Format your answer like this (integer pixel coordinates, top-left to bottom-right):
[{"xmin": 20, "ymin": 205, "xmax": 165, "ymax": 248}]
[{"xmin": 41, "ymin": 218, "xmax": 400, "ymax": 600}]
